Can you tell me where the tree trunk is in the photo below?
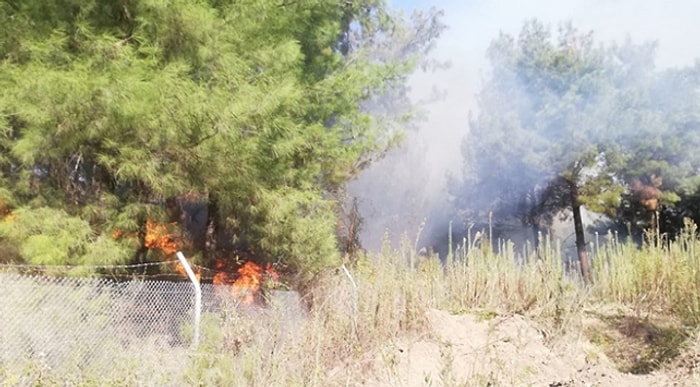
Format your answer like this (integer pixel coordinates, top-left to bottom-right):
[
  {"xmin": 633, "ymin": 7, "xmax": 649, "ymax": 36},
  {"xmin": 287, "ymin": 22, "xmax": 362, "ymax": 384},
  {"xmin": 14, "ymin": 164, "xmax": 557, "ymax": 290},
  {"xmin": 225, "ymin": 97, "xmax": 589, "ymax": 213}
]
[
  {"xmin": 205, "ymin": 192, "xmax": 220, "ymax": 261},
  {"xmin": 528, "ymin": 187, "xmax": 541, "ymax": 258},
  {"xmin": 569, "ymin": 181, "xmax": 591, "ymax": 285},
  {"xmin": 531, "ymin": 220, "xmax": 540, "ymax": 260}
]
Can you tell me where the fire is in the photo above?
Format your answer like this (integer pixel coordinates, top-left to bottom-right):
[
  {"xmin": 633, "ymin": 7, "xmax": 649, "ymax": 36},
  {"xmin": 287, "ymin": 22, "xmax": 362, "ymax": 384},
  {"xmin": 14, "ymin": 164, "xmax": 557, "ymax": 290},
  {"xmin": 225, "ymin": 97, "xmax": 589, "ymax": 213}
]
[
  {"xmin": 111, "ymin": 219, "xmax": 180, "ymax": 255},
  {"xmin": 116, "ymin": 219, "xmax": 199, "ymax": 280},
  {"xmin": 212, "ymin": 260, "xmax": 235, "ymax": 286},
  {"xmin": 144, "ymin": 219, "xmax": 180, "ymax": 256},
  {"xmin": 111, "ymin": 227, "xmax": 138, "ymax": 240},
  {"xmin": 115, "ymin": 216, "xmax": 279, "ymax": 298},
  {"xmin": 172, "ymin": 261, "xmax": 201, "ymax": 282},
  {"xmin": 214, "ymin": 260, "xmax": 279, "ymax": 305},
  {"xmin": 232, "ymin": 262, "xmax": 263, "ymax": 304}
]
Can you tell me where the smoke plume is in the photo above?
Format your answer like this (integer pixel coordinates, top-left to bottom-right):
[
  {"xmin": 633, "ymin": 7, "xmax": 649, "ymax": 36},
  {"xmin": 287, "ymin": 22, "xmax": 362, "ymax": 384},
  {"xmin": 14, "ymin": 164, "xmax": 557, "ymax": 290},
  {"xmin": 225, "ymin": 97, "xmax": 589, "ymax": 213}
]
[{"xmin": 349, "ymin": 0, "xmax": 700, "ymax": 254}]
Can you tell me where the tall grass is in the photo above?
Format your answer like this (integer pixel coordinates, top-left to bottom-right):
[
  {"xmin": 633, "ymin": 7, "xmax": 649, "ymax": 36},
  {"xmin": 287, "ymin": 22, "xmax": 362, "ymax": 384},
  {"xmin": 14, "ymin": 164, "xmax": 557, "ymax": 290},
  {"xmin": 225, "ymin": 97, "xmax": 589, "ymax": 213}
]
[
  {"xmin": 4, "ymin": 220, "xmax": 700, "ymax": 385},
  {"xmin": 593, "ymin": 219, "xmax": 700, "ymax": 324}
]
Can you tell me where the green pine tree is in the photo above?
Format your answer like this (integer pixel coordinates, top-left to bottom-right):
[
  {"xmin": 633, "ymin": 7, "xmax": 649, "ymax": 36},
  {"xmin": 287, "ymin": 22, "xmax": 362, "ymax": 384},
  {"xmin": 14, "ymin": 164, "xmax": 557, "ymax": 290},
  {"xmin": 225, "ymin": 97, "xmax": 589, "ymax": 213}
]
[{"xmin": 0, "ymin": 0, "xmax": 443, "ymax": 283}]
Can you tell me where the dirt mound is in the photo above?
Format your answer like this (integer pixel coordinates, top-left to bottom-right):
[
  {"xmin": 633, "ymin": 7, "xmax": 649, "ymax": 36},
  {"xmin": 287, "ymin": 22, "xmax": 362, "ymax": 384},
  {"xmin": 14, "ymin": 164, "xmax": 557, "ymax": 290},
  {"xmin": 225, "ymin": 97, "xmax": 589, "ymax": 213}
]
[{"xmin": 368, "ymin": 309, "xmax": 677, "ymax": 386}]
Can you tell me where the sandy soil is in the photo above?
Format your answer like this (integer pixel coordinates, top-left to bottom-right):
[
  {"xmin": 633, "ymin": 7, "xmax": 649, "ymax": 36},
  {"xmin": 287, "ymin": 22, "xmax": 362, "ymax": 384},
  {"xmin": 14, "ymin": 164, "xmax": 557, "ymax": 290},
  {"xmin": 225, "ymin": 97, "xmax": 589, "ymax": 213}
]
[{"xmin": 365, "ymin": 308, "xmax": 692, "ymax": 386}]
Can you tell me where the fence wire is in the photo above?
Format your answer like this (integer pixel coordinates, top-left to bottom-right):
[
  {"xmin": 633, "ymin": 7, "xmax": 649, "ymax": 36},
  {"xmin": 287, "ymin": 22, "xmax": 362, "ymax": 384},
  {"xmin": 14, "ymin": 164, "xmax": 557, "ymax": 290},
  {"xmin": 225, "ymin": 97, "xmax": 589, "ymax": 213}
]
[{"xmin": 0, "ymin": 272, "xmax": 240, "ymax": 381}]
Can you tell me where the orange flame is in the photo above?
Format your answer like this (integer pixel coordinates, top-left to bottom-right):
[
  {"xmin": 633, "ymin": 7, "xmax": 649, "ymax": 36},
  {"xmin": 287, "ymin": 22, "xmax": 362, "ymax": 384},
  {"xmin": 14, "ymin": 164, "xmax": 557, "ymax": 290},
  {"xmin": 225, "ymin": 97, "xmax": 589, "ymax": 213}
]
[
  {"xmin": 232, "ymin": 262, "xmax": 263, "ymax": 304},
  {"xmin": 172, "ymin": 261, "xmax": 201, "ymax": 282},
  {"xmin": 213, "ymin": 261, "xmax": 279, "ymax": 305},
  {"xmin": 212, "ymin": 260, "xmax": 235, "ymax": 286},
  {"xmin": 111, "ymin": 228, "xmax": 137, "ymax": 240},
  {"xmin": 111, "ymin": 218, "xmax": 201, "ymax": 280},
  {"xmin": 144, "ymin": 219, "xmax": 179, "ymax": 256},
  {"xmin": 142, "ymin": 219, "xmax": 201, "ymax": 279}
]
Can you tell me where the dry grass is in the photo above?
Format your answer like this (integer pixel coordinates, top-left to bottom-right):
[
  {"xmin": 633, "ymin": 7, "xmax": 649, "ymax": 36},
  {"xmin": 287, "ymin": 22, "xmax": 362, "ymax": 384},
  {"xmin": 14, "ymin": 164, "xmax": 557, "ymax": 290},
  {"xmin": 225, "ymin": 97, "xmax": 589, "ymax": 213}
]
[
  {"xmin": 168, "ymin": 220, "xmax": 700, "ymax": 385},
  {"xmin": 4, "ymin": 221, "xmax": 700, "ymax": 385}
]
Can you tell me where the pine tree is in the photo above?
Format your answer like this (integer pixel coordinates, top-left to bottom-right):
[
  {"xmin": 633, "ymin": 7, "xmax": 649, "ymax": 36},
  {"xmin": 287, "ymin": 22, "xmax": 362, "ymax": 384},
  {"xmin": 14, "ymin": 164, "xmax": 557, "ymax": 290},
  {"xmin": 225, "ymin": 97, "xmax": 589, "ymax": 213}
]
[
  {"xmin": 453, "ymin": 20, "xmax": 700, "ymax": 284},
  {"xmin": 0, "ymin": 0, "xmax": 442, "ymax": 281}
]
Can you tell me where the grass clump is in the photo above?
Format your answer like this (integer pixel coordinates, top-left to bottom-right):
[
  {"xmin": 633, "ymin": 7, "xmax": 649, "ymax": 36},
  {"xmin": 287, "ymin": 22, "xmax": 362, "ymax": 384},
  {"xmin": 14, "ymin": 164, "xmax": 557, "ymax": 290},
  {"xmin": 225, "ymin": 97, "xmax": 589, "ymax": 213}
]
[{"xmin": 592, "ymin": 220, "xmax": 700, "ymax": 326}]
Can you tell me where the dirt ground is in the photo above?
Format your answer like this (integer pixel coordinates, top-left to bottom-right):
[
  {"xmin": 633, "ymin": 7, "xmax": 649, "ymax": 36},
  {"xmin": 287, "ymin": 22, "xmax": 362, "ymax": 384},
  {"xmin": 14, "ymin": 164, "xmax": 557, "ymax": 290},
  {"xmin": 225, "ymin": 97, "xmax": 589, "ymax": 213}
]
[{"xmin": 365, "ymin": 308, "xmax": 699, "ymax": 386}]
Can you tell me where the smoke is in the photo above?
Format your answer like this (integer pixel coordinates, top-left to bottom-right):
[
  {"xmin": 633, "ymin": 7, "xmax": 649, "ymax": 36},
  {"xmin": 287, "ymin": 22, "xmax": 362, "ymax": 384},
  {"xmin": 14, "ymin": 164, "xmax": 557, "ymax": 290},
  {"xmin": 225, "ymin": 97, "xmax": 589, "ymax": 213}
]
[{"xmin": 349, "ymin": 0, "xmax": 700, "ymax": 253}]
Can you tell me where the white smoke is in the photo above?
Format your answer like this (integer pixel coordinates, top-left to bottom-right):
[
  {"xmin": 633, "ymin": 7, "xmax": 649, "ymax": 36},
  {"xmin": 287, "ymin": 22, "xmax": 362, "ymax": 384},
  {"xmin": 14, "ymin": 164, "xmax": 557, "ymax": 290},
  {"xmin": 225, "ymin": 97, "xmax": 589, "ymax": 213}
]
[{"xmin": 351, "ymin": 0, "xmax": 700, "ymax": 252}]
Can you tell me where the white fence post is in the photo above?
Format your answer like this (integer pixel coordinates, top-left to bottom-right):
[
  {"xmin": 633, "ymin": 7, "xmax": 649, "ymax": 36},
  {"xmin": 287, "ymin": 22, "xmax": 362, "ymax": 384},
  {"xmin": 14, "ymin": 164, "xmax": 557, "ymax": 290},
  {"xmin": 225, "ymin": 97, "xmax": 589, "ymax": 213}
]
[
  {"xmin": 176, "ymin": 251, "xmax": 201, "ymax": 348},
  {"xmin": 341, "ymin": 264, "xmax": 359, "ymax": 338}
]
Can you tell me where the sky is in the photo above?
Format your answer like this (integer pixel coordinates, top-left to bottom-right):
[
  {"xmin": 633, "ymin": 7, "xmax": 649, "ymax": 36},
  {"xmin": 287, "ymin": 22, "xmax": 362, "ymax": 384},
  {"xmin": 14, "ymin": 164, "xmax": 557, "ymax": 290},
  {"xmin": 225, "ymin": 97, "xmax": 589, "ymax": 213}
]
[
  {"xmin": 395, "ymin": 0, "xmax": 700, "ymax": 171},
  {"xmin": 396, "ymin": 0, "xmax": 700, "ymax": 68},
  {"xmin": 352, "ymin": 0, "xmax": 700, "ymax": 250}
]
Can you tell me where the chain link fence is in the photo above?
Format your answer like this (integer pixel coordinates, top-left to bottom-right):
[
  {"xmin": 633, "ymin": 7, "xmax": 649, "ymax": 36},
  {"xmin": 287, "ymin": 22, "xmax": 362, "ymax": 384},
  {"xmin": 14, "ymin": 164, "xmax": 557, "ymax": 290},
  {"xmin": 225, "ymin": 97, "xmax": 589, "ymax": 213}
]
[{"xmin": 0, "ymin": 272, "xmax": 247, "ymax": 382}]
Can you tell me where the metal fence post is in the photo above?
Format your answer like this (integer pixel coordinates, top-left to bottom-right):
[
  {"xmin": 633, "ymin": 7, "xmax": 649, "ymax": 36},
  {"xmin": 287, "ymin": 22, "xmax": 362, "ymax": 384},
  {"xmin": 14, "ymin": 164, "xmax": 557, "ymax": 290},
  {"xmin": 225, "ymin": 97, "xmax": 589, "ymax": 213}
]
[{"xmin": 176, "ymin": 251, "xmax": 201, "ymax": 348}]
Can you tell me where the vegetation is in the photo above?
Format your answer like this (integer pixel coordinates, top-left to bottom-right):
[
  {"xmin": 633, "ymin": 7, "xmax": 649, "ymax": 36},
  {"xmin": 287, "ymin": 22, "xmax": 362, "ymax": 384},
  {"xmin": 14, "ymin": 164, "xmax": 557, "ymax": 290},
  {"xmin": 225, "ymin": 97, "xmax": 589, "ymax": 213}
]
[
  {"xmin": 3, "ymin": 224, "xmax": 700, "ymax": 384},
  {"xmin": 2, "ymin": 4, "xmax": 700, "ymax": 384},
  {"xmin": 0, "ymin": 0, "xmax": 444, "ymax": 282},
  {"xmin": 452, "ymin": 20, "xmax": 700, "ymax": 283}
]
